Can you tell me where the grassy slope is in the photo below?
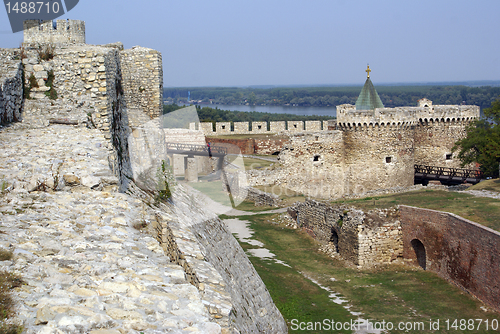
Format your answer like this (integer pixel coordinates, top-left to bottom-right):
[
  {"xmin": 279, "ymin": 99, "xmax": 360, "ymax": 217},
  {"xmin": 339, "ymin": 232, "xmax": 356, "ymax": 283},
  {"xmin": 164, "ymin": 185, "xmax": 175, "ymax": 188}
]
[{"xmin": 334, "ymin": 189, "xmax": 500, "ymax": 232}]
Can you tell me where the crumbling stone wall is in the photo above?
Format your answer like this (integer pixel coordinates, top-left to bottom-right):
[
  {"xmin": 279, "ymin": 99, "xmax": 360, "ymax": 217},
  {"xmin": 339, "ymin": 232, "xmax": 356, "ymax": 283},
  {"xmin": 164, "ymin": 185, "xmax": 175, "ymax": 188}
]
[
  {"xmin": 290, "ymin": 200, "xmax": 403, "ymax": 266},
  {"xmin": 0, "ymin": 49, "xmax": 23, "ymax": 124},
  {"xmin": 120, "ymin": 47, "xmax": 163, "ymax": 121},
  {"xmin": 400, "ymin": 205, "xmax": 500, "ymax": 312}
]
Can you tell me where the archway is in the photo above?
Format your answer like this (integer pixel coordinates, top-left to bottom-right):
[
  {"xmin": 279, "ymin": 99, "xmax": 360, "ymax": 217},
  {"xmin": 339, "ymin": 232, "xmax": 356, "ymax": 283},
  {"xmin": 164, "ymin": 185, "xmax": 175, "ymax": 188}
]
[
  {"xmin": 411, "ymin": 239, "xmax": 426, "ymax": 270},
  {"xmin": 330, "ymin": 229, "xmax": 339, "ymax": 253}
]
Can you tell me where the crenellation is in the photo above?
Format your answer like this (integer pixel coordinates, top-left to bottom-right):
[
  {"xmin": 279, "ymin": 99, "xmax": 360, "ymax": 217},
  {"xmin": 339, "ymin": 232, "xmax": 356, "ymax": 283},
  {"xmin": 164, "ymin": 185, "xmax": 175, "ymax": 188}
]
[
  {"xmin": 305, "ymin": 120, "xmax": 322, "ymax": 131},
  {"xmin": 216, "ymin": 121, "xmax": 231, "ymax": 134},
  {"xmin": 23, "ymin": 19, "xmax": 86, "ymax": 45},
  {"xmin": 251, "ymin": 121, "xmax": 267, "ymax": 133},
  {"xmin": 234, "ymin": 121, "xmax": 249, "ymax": 133}
]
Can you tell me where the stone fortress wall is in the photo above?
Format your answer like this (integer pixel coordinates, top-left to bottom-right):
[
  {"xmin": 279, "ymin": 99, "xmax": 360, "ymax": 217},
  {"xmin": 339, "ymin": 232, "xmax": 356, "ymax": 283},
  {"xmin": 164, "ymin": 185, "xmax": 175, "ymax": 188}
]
[
  {"xmin": 0, "ymin": 49, "xmax": 24, "ymax": 125},
  {"xmin": 197, "ymin": 120, "xmax": 333, "ymax": 135},
  {"xmin": 0, "ymin": 19, "xmax": 288, "ymax": 333}
]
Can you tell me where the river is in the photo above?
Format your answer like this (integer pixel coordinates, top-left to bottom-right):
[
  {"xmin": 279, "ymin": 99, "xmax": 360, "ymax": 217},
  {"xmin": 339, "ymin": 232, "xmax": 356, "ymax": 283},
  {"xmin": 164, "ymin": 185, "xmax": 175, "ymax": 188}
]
[{"xmin": 181, "ymin": 103, "xmax": 337, "ymax": 118}]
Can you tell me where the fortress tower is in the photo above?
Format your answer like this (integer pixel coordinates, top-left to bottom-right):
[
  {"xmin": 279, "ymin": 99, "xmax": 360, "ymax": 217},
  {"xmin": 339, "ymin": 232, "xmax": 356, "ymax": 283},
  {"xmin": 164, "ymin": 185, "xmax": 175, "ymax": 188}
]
[
  {"xmin": 23, "ymin": 19, "xmax": 85, "ymax": 45},
  {"xmin": 271, "ymin": 66, "xmax": 481, "ymax": 199}
]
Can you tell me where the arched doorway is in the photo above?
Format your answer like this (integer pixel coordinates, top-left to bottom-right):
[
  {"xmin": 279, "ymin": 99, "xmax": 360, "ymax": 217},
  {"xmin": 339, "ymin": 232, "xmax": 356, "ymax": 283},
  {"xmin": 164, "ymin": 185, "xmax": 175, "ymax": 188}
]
[
  {"xmin": 330, "ymin": 229, "xmax": 339, "ymax": 253},
  {"xmin": 411, "ymin": 239, "xmax": 426, "ymax": 270}
]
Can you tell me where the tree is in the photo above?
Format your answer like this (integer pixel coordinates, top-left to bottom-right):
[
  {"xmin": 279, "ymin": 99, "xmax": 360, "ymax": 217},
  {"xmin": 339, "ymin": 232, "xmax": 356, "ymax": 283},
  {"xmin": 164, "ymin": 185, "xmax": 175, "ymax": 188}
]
[{"xmin": 453, "ymin": 98, "xmax": 500, "ymax": 178}]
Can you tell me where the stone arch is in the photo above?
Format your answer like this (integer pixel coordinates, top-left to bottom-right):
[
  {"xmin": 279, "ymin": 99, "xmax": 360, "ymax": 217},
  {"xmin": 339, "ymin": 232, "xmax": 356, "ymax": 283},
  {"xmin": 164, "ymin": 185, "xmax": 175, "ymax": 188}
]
[
  {"xmin": 411, "ymin": 239, "xmax": 426, "ymax": 270},
  {"xmin": 330, "ymin": 229, "xmax": 339, "ymax": 253}
]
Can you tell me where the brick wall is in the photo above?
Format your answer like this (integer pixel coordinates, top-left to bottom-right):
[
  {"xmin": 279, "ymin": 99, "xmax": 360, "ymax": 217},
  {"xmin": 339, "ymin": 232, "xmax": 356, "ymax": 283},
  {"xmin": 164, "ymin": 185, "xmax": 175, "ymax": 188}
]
[{"xmin": 400, "ymin": 205, "xmax": 500, "ymax": 311}]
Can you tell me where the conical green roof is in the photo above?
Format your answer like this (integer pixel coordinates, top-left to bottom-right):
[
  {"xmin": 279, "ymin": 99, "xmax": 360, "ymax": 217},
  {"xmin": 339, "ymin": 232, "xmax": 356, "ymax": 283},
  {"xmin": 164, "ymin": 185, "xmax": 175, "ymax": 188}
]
[{"xmin": 355, "ymin": 77, "xmax": 384, "ymax": 110}]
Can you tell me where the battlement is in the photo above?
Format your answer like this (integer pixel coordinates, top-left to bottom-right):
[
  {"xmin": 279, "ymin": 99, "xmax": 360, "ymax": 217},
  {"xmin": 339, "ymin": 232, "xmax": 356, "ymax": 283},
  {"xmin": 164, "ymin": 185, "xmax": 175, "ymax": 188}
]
[
  {"xmin": 195, "ymin": 120, "xmax": 335, "ymax": 135},
  {"xmin": 337, "ymin": 99, "xmax": 480, "ymax": 129},
  {"xmin": 23, "ymin": 19, "xmax": 85, "ymax": 45}
]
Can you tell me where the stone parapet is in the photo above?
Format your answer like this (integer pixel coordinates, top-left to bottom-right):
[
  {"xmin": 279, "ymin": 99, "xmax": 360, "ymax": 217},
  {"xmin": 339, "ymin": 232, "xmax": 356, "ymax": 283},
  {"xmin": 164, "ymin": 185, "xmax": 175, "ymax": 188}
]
[{"xmin": 23, "ymin": 19, "xmax": 85, "ymax": 45}]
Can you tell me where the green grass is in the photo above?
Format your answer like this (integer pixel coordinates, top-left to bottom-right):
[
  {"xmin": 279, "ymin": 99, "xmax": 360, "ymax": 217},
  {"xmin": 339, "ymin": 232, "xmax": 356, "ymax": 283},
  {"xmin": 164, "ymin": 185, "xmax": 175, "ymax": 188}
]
[
  {"xmin": 468, "ymin": 178, "xmax": 500, "ymax": 192},
  {"xmin": 333, "ymin": 189, "xmax": 500, "ymax": 231},
  {"xmin": 254, "ymin": 184, "xmax": 307, "ymax": 206},
  {"xmin": 228, "ymin": 156, "xmax": 274, "ymax": 170},
  {"xmin": 188, "ymin": 181, "xmax": 276, "ymax": 212},
  {"xmin": 230, "ymin": 213, "xmax": 499, "ymax": 333},
  {"xmin": 0, "ymin": 266, "xmax": 23, "ymax": 334}
]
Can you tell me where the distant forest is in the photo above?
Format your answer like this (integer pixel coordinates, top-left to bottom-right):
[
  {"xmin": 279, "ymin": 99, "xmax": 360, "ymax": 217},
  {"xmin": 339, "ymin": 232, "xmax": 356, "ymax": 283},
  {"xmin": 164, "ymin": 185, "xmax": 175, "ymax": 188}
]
[
  {"xmin": 163, "ymin": 104, "xmax": 332, "ymax": 122},
  {"xmin": 164, "ymin": 85, "xmax": 500, "ymax": 110}
]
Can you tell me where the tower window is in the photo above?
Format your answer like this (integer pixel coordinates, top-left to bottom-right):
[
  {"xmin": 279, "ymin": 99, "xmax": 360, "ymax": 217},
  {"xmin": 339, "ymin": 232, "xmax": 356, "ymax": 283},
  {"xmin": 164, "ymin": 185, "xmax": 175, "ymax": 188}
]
[
  {"xmin": 385, "ymin": 157, "xmax": 392, "ymax": 163},
  {"xmin": 258, "ymin": 125, "xmax": 262, "ymax": 129},
  {"xmin": 446, "ymin": 153, "xmax": 452, "ymax": 160},
  {"xmin": 221, "ymin": 125, "xmax": 226, "ymax": 130}
]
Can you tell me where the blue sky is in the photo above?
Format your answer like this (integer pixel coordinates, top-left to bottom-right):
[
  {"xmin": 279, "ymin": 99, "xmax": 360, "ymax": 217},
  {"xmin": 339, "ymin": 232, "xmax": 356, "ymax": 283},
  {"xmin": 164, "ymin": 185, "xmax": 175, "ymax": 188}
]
[{"xmin": 1, "ymin": 0, "xmax": 499, "ymax": 87}]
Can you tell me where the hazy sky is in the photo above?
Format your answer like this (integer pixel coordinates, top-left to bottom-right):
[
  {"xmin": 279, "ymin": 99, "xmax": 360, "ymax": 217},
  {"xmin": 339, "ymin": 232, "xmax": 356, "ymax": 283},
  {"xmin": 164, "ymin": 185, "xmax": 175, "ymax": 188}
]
[{"xmin": 1, "ymin": 0, "xmax": 499, "ymax": 87}]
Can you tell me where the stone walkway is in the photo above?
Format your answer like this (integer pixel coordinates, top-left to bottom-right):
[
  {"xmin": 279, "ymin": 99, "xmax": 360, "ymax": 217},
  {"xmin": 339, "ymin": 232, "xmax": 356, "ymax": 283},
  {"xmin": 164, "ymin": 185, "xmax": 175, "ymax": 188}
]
[{"xmin": 0, "ymin": 123, "xmax": 221, "ymax": 333}]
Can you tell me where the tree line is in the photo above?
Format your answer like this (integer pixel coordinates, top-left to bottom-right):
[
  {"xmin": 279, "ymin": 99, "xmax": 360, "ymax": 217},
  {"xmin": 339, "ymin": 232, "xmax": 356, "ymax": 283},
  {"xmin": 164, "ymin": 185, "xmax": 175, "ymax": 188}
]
[{"xmin": 164, "ymin": 85, "xmax": 500, "ymax": 110}]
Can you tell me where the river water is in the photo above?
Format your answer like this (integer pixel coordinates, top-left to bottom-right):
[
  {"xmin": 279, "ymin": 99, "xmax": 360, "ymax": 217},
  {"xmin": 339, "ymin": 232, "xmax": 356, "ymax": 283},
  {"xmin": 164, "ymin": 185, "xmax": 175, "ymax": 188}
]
[{"xmin": 183, "ymin": 103, "xmax": 337, "ymax": 118}]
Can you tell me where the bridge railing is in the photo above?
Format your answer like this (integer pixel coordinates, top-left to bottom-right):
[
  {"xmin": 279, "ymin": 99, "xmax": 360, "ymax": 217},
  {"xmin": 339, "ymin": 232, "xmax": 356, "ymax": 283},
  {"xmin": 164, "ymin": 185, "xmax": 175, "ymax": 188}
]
[
  {"xmin": 165, "ymin": 142, "xmax": 227, "ymax": 155},
  {"xmin": 414, "ymin": 164, "xmax": 483, "ymax": 182}
]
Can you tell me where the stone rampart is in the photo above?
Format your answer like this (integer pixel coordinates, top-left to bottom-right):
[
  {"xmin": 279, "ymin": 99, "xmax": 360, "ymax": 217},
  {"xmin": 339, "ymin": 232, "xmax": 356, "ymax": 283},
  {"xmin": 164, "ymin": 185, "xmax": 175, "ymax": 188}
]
[
  {"xmin": 400, "ymin": 205, "xmax": 500, "ymax": 312},
  {"xmin": 23, "ymin": 19, "xmax": 85, "ymax": 45},
  {"xmin": 0, "ymin": 50, "xmax": 23, "ymax": 125},
  {"xmin": 120, "ymin": 47, "xmax": 163, "ymax": 120}
]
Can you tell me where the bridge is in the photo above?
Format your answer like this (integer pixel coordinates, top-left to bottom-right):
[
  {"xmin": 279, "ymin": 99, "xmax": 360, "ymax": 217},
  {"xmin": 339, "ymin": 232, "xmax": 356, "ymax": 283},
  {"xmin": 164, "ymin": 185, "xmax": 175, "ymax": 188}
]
[
  {"xmin": 165, "ymin": 142, "xmax": 227, "ymax": 157},
  {"xmin": 414, "ymin": 164, "xmax": 483, "ymax": 185}
]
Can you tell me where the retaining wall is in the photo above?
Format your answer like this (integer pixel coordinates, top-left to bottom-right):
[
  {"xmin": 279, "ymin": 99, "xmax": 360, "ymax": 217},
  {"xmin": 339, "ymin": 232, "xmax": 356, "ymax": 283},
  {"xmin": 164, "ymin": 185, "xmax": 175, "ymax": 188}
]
[{"xmin": 400, "ymin": 205, "xmax": 500, "ymax": 311}]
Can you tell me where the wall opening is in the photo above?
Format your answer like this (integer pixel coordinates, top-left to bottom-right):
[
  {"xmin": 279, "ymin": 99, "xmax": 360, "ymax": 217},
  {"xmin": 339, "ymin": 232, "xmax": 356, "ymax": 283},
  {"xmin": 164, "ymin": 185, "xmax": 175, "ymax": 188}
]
[
  {"xmin": 271, "ymin": 151, "xmax": 280, "ymax": 155},
  {"xmin": 411, "ymin": 239, "xmax": 426, "ymax": 270},
  {"xmin": 385, "ymin": 156, "xmax": 392, "ymax": 163},
  {"xmin": 330, "ymin": 229, "xmax": 339, "ymax": 253},
  {"xmin": 446, "ymin": 153, "xmax": 452, "ymax": 160},
  {"xmin": 294, "ymin": 124, "xmax": 297, "ymax": 128},
  {"xmin": 313, "ymin": 155, "xmax": 320, "ymax": 162},
  {"xmin": 258, "ymin": 125, "xmax": 262, "ymax": 130},
  {"xmin": 221, "ymin": 125, "xmax": 226, "ymax": 130}
]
